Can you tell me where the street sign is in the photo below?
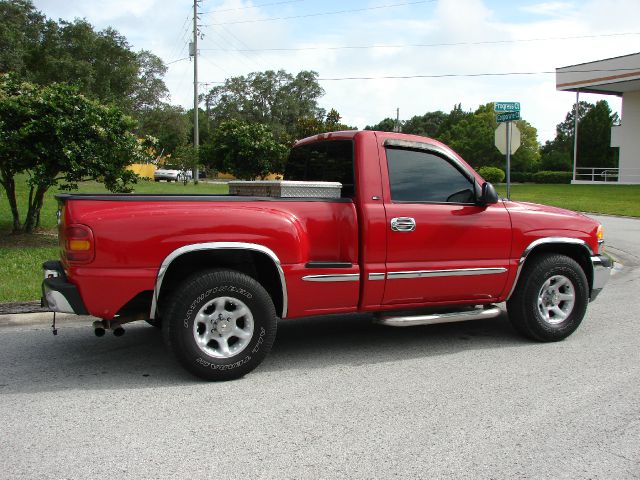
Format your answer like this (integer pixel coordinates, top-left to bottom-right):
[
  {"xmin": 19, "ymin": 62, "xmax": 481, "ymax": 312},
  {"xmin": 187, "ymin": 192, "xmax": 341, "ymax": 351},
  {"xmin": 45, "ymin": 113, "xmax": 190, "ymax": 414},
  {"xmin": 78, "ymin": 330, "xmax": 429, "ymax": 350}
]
[
  {"xmin": 497, "ymin": 111, "xmax": 521, "ymax": 123},
  {"xmin": 494, "ymin": 102, "xmax": 520, "ymax": 112},
  {"xmin": 495, "ymin": 122, "xmax": 521, "ymax": 155}
]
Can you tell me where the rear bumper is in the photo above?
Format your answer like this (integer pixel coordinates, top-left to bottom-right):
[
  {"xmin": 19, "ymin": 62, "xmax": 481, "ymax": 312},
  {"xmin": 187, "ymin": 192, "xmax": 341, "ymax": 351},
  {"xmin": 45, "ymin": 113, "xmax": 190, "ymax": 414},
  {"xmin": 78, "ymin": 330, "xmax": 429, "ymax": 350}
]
[
  {"xmin": 590, "ymin": 254, "xmax": 613, "ymax": 302},
  {"xmin": 41, "ymin": 261, "xmax": 88, "ymax": 315}
]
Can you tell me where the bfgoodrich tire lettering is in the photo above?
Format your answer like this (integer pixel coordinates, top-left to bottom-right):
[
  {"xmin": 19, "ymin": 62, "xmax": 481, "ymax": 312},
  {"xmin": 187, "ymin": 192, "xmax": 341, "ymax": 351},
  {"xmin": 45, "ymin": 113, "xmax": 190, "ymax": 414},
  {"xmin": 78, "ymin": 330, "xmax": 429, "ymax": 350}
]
[
  {"xmin": 507, "ymin": 253, "xmax": 589, "ymax": 342},
  {"xmin": 163, "ymin": 269, "xmax": 277, "ymax": 381}
]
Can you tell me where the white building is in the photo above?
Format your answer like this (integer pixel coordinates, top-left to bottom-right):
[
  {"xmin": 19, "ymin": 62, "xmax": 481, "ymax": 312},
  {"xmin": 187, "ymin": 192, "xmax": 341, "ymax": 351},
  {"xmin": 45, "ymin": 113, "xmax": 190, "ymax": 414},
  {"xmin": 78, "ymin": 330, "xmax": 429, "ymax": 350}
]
[{"xmin": 556, "ymin": 52, "xmax": 640, "ymax": 184}]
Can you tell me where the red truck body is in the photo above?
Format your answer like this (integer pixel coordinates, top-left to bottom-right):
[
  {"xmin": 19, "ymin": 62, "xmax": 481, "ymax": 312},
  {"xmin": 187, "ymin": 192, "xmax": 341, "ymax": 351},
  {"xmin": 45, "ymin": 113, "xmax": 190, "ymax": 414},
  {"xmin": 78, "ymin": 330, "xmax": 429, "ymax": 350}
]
[{"xmin": 43, "ymin": 130, "xmax": 611, "ymax": 380}]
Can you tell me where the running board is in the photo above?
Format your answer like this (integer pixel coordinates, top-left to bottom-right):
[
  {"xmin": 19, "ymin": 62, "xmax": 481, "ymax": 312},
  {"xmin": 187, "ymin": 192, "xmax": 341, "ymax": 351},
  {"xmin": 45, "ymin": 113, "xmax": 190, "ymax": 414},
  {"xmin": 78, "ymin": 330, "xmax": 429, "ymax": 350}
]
[{"xmin": 375, "ymin": 306, "xmax": 502, "ymax": 327}]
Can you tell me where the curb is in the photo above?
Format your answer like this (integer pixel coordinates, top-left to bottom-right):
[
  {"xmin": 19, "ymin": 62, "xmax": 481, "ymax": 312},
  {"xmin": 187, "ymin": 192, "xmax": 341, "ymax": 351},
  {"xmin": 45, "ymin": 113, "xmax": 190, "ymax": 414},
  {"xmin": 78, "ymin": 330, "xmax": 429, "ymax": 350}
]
[{"xmin": 0, "ymin": 312, "xmax": 94, "ymax": 329}]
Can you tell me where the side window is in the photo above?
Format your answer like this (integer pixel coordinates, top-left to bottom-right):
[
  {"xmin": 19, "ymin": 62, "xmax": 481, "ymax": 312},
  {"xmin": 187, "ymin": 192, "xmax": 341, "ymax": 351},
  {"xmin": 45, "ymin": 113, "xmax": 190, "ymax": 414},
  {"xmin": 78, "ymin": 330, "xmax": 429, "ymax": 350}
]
[
  {"xmin": 386, "ymin": 148, "xmax": 475, "ymax": 203},
  {"xmin": 284, "ymin": 140, "xmax": 355, "ymax": 198}
]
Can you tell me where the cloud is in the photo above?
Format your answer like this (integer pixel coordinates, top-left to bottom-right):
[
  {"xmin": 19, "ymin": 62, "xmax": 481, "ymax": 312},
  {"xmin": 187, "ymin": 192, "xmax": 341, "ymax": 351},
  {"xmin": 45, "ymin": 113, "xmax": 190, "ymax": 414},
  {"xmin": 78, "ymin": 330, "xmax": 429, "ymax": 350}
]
[
  {"xmin": 32, "ymin": 0, "xmax": 632, "ymax": 142},
  {"xmin": 521, "ymin": 2, "xmax": 574, "ymax": 16}
]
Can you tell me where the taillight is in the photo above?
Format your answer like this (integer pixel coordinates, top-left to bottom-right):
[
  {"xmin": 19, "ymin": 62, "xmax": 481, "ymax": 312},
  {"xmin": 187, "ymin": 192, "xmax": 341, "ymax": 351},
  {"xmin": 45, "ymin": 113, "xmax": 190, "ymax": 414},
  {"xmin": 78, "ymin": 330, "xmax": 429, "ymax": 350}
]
[{"xmin": 63, "ymin": 225, "xmax": 95, "ymax": 263}]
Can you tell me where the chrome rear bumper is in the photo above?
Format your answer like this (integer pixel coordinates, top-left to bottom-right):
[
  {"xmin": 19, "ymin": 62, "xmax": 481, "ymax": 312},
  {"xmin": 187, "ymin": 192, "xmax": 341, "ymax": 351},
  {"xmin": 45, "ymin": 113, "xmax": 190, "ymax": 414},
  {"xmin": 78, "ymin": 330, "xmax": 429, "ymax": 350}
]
[{"xmin": 41, "ymin": 261, "xmax": 88, "ymax": 315}]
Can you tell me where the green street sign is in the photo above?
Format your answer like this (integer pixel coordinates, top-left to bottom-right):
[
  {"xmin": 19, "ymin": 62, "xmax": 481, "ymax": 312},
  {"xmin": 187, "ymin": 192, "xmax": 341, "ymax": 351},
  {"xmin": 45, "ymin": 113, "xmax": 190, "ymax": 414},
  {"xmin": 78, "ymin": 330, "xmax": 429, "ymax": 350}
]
[
  {"xmin": 497, "ymin": 111, "xmax": 521, "ymax": 123},
  {"xmin": 494, "ymin": 102, "xmax": 520, "ymax": 112}
]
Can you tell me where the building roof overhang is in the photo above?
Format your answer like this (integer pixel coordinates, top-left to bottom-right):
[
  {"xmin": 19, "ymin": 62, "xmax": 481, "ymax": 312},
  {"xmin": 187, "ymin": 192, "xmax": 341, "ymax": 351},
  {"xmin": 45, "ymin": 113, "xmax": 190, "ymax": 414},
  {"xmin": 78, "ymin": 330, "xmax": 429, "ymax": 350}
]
[{"xmin": 556, "ymin": 52, "xmax": 640, "ymax": 95}]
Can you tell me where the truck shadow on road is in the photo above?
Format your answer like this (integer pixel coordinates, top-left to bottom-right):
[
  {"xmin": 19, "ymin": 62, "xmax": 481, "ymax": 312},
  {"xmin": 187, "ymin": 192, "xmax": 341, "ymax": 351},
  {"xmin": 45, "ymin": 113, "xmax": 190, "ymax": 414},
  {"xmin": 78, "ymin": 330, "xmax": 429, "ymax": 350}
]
[{"xmin": 0, "ymin": 309, "xmax": 533, "ymax": 394}]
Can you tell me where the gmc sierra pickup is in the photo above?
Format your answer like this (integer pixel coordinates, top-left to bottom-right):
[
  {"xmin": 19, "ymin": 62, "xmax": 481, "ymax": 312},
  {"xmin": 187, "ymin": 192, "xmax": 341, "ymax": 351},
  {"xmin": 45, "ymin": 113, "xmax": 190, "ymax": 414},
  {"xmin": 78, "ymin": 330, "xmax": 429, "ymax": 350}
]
[{"xmin": 42, "ymin": 130, "xmax": 612, "ymax": 380}]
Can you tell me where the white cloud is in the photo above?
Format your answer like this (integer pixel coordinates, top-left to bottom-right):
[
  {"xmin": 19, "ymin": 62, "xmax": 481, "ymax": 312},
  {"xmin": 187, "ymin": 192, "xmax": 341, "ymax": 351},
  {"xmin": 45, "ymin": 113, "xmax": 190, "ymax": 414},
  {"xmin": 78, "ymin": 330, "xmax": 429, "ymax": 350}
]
[
  {"xmin": 33, "ymin": 0, "xmax": 634, "ymax": 142},
  {"xmin": 521, "ymin": 2, "xmax": 574, "ymax": 16}
]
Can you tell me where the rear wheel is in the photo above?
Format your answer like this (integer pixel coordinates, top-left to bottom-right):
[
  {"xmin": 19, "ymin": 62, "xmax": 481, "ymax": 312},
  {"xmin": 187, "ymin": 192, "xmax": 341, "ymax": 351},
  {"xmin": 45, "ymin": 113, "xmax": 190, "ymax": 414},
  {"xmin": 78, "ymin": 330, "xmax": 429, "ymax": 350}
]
[
  {"xmin": 163, "ymin": 269, "xmax": 277, "ymax": 381},
  {"xmin": 507, "ymin": 253, "xmax": 588, "ymax": 341}
]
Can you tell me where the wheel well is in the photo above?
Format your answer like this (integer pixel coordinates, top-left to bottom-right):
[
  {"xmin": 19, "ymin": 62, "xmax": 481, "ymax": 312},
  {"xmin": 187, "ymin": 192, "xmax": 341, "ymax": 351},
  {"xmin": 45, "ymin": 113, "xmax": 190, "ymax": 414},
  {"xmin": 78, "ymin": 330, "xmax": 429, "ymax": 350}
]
[
  {"xmin": 157, "ymin": 249, "xmax": 284, "ymax": 318},
  {"xmin": 522, "ymin": 244, "xmax": 593, "ymax": 291}
]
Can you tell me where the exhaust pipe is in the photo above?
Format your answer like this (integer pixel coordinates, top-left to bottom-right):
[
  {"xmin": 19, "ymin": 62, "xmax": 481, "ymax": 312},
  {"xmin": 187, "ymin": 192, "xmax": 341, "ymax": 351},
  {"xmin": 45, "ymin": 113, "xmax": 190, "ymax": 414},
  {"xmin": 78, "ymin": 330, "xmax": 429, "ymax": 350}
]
[{"xmin": 93, "ymin": 320, "xmax": 106, "ymax": 337}]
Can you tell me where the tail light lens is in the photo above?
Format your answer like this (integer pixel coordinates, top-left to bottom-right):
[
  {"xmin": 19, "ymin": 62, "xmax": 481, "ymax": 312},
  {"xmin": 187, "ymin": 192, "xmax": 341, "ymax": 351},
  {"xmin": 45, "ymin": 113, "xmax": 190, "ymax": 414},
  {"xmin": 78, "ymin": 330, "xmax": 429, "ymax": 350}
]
[{"xmin": 63, "ymin": 224, "xmax": 95, "ymax": 264}]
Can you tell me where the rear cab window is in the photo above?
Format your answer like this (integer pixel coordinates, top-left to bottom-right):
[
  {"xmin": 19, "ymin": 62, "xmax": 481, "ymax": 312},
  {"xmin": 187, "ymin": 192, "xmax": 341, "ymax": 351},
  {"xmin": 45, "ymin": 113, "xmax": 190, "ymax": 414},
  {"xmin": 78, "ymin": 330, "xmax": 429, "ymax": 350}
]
[{"xmin": 285, "ymin": 140, "xmax": 355, "ymax": 198}]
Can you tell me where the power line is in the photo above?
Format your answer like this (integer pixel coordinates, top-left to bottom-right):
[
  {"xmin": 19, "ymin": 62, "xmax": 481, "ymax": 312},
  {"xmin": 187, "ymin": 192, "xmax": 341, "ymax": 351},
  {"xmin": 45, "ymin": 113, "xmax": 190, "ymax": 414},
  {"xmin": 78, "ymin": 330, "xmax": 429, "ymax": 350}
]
[
  {"xmin": 167, "ymin": 56, "xmax": 191, "ymax": 65},
  {"xmin": 199, "ymin": 31, "xmax": 640, "ymax": 52},
  {"xmin": 318, "ymin": 67, "xmax": 640, "ymax": 81},
  {"xmin": 202, "ymin": 0, "xmax": 306, "ymax": 15},
  {"xmin": 198, "ymin": 67, "xmax": 640, "ymax": 84},
  {"xmin": 204, "ymin": 0, "xmax": 434, "ymax": 26}
]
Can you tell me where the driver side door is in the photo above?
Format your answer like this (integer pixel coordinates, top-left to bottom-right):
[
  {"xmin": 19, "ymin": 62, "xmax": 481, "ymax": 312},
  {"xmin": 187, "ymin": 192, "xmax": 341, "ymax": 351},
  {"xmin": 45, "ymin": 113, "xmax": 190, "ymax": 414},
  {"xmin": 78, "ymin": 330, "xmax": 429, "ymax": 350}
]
[{"xmin": 381, "ymin": 144, "xmax": 512, "ymax": 306}]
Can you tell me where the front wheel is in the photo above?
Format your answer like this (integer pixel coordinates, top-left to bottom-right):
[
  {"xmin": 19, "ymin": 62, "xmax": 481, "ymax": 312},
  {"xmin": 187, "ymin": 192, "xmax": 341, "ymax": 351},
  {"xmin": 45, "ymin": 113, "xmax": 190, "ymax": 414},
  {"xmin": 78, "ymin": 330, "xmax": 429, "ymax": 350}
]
[
  {"xmin": 507, "ymin": 253, "xmax": 589, "ymax": 342},
  {"xmin": 163, "ymin": 269, "xmax": 277, "ymax": 380}
]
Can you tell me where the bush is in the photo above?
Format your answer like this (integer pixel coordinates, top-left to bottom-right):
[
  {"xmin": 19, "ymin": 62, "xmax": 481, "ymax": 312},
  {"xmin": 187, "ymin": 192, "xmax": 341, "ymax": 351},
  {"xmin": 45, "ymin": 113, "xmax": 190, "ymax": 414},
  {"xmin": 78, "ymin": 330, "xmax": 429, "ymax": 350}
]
[
  {"xmin": 478, "ymin": 166, "xmax": 505, "ymax": 184},
  {"xmin": 540, "ymin": 150, "xmax": 572, "ymax": 171},
  {"xmin": 510, "ymin": 171, "xmax": 534, "ymax": 183},
  {"xmin": 532, "ymin": 171, "xmax": 573, "ymax": 184}
]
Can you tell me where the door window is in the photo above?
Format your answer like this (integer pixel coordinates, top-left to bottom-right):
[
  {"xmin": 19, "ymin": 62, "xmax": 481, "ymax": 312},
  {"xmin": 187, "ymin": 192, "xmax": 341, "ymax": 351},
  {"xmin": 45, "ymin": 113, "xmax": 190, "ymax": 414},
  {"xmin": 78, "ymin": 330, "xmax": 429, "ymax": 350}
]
[{"xmin": 386, "ymin": 148, "xmax": 474, "ymax": 203}]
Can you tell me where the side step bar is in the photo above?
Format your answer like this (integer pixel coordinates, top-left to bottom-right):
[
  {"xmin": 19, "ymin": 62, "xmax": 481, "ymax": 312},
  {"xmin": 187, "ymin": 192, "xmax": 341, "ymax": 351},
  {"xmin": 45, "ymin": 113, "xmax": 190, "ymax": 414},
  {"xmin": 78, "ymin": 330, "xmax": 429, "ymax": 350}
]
[{"xmin": 375, "ymin": 306, "xmax": 502, "ymax": 327}]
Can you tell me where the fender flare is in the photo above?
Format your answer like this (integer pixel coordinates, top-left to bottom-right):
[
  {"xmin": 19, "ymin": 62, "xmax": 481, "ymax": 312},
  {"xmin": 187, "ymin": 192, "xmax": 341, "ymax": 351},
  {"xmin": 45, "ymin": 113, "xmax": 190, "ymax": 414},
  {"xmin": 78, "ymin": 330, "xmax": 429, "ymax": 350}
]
[
  {"xmin": 150, "ymin": 242, "xmax": 288, "ymax": 319},
  {"xmin": 506, "ymin": 237, "xmax": 594, "ymax": 300}
]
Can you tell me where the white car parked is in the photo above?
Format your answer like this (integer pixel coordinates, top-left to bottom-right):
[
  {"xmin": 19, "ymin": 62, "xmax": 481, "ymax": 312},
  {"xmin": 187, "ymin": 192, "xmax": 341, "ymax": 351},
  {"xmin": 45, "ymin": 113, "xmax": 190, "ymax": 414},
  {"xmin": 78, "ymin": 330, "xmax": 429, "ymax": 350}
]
[{"xmin": 154, "ymin": 167, "xmax": 192, "ymax": 182}]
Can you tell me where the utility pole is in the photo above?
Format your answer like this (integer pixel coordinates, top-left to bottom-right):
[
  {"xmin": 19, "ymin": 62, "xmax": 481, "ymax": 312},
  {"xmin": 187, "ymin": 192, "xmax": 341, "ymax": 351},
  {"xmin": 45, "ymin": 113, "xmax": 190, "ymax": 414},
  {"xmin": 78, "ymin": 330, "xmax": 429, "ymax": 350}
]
[
  {"xmin": 572, "ymin": 90, "xmax": 579, "ymax": 182},
  {"xmin": 191, "ymin": 0, "xmax": 200, "ymax": 183},
  {"xmin": 394, "ymin": 108, "xmax": 401, "ymax": 133}
]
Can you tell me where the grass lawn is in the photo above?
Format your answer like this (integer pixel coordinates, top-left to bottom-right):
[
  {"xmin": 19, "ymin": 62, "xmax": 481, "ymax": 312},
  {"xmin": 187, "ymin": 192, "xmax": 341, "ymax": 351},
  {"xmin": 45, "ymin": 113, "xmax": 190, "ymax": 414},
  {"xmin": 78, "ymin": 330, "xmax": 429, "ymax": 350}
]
[
  {"xmin": 1, "ymin": 178, "xmax": 639, "ymax": 303},
  {"xmin": 0, "ymin": 177, "xmax": 228, "ymax": 302},
  {"xmin": 496, "ymin": 184, "xmax": 640, "ymax": 217}
]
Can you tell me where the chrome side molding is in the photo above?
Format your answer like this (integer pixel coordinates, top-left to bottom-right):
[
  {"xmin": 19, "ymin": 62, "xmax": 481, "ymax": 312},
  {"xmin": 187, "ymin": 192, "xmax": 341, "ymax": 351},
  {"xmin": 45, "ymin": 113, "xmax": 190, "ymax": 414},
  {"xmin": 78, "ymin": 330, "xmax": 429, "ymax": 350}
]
[{"xmin": 302, "ymin": 274, "xmax": 360, "ymax": 282}]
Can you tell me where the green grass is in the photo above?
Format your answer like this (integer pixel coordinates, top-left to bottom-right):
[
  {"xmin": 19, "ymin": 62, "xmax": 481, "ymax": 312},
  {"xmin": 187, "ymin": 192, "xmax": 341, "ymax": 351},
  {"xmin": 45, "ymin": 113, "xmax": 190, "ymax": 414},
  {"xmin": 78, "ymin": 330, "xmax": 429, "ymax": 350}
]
[
  {"xmin": 0, "ymin": 177, "xmax": 229, "ymax": 302},
  {"xmin": 0, "ymin": 176, "xmax": 229, "ymax": 233},
  {"xmin": 1, "ymin": 179, "xmax": 639, "ymax": 303},
  {"xmin": 495, "ymin": 184, "xmax": 640, "ymax": 217}
]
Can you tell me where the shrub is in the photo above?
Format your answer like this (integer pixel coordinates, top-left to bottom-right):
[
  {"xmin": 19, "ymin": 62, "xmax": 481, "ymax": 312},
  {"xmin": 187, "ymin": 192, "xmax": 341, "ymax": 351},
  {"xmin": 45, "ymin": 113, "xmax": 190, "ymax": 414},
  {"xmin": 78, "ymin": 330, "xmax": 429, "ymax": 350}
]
[
  {"xmin": 532, "ymin": 171, "xmax": 573, "ymax": 184},
  {"xmin": 510, "ymin": 171, "xmax": 535, "ymax": 183},
  {"xmin": 478, "ymin": 166, "xmax": 505, "ymax": 184}
]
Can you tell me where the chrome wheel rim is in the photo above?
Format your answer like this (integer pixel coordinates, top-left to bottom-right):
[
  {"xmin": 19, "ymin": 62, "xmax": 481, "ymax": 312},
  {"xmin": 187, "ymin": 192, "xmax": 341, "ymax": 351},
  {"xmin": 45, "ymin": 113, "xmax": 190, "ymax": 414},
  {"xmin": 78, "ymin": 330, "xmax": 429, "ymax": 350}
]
[
  {"xmin": 193, "ymin": 296, "xmax": 254, "ymax": 358},
  {"xmin": 537, "ymin": 275, "xmax": 576, "ymax": 325}
]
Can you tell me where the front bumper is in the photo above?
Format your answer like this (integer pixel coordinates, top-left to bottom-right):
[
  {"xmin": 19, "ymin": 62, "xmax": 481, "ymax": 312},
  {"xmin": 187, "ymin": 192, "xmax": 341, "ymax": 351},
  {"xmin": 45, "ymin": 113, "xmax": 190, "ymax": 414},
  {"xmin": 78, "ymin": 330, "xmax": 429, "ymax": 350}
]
[
  {"xmin": 41, "ymin": 260, "xmax": 88, "ymax": 315},
  {"xmin": 590, "ymin": 254, "xmax": 613, "ymax": 302}
]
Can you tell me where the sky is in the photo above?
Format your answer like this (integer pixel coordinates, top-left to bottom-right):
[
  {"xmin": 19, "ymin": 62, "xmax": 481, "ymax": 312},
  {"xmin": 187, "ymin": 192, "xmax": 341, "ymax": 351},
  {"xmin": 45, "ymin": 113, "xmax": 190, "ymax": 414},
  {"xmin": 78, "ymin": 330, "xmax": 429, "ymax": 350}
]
[{"xmin": 33, "ymin": 0, "xmax": 640, "ymax": 142}]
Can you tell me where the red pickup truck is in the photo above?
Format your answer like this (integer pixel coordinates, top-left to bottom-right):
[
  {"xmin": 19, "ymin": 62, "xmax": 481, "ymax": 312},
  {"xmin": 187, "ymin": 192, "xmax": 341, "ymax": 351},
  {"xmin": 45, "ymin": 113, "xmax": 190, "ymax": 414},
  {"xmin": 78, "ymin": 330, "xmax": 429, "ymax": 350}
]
[{"xmin": 42, "ymin": 130, "xmax": 612, "ymax": 380}]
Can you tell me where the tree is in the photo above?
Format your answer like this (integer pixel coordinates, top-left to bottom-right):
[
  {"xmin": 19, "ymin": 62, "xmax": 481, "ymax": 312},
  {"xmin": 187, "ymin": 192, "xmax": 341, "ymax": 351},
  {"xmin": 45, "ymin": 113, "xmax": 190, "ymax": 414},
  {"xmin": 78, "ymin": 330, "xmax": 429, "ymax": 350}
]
[
  {"xmin": 403, "ymin": 111, "xmax": 448, "ymax": 137},
  {"xmin": 541, "ymin": 100, "xmax": 618, "ymax": 171},
  {"xmin": 577, "ymin": 100, "xmax": 617, "ymax": 168},
  {"xmin": 204, "ymin": 70, "xmax": 326, "ymax": 140},
  {"xmin": 0, "ymin": 1, "xmax": 169, "ymax": 116},
  {"xmin": 436, "ymin": 103, "xmax": 540, "ymax": 171},
  {"xmin": 0, "ymin": 74, "xmax": 151, "ymax": 233},
  {"xmin": 0, "ymin": 0, "xmax": 46, "ymax": 76},
  {"xmin": 202, "ymin": 120, "xmax": 288, "ymax": 180},
  {"xmin": 294, "ymin": 108, "xmax": 355, "ymax": 139},
  {"xmin": 130, "ymin": 50, "xmax": 169, "ymax": 113},
  {"xmin": 137, "ymin": 104, "xmax": 189, "ymax": 155},
  {"xmin": 171, "ymin": 145, "xmax": 200, "ymax": 184},
  {"xmin": 364, "ymin": 118, "xmax": 397, "ymax": 132}
]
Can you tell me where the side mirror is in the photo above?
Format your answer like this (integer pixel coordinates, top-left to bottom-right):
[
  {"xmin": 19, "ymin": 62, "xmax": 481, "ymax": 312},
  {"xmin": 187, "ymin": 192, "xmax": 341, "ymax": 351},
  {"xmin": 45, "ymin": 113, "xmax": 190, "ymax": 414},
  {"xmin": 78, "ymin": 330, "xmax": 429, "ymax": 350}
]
[{"xmin": 476, "ymin": 182, "xmax": 499, "ymax": 206}]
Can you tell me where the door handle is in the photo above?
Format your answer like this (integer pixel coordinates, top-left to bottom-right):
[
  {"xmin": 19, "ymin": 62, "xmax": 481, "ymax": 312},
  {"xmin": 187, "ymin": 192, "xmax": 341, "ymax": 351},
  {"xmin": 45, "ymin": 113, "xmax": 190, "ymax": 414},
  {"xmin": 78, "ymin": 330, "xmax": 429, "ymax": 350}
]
[{"xmin": 391, "ymin": 217, "xmax": 416, "ymax": 232}]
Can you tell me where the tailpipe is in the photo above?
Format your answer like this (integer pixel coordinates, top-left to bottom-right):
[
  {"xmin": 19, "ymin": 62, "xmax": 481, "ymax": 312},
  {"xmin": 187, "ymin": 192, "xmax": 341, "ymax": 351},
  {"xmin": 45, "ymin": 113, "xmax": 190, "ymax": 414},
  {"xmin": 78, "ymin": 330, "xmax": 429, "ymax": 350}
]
[{"xmin": 92, "ymin": 320, "xmax": 106, "ymax": 337}]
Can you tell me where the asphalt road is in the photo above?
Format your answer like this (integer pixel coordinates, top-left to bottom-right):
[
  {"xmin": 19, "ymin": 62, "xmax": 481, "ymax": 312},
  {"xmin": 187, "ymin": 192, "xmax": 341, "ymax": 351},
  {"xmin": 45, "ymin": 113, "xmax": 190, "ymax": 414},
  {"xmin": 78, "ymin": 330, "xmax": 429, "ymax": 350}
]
[{"xmin": 1, "ymin": 214, "xmax": 639, "ymax": 479}]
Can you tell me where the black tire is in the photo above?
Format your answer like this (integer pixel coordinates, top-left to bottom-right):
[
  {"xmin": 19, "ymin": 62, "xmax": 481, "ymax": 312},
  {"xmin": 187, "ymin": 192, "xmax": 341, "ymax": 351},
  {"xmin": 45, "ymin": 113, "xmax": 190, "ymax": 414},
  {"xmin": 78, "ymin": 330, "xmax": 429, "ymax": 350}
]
[
  {"xmin": 163, "ymin": 269, "xmax": 277, "ymax": 381},
  {"xmin": 507, "ymin": 253, "xmax": 589, "ymax": 342}
]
